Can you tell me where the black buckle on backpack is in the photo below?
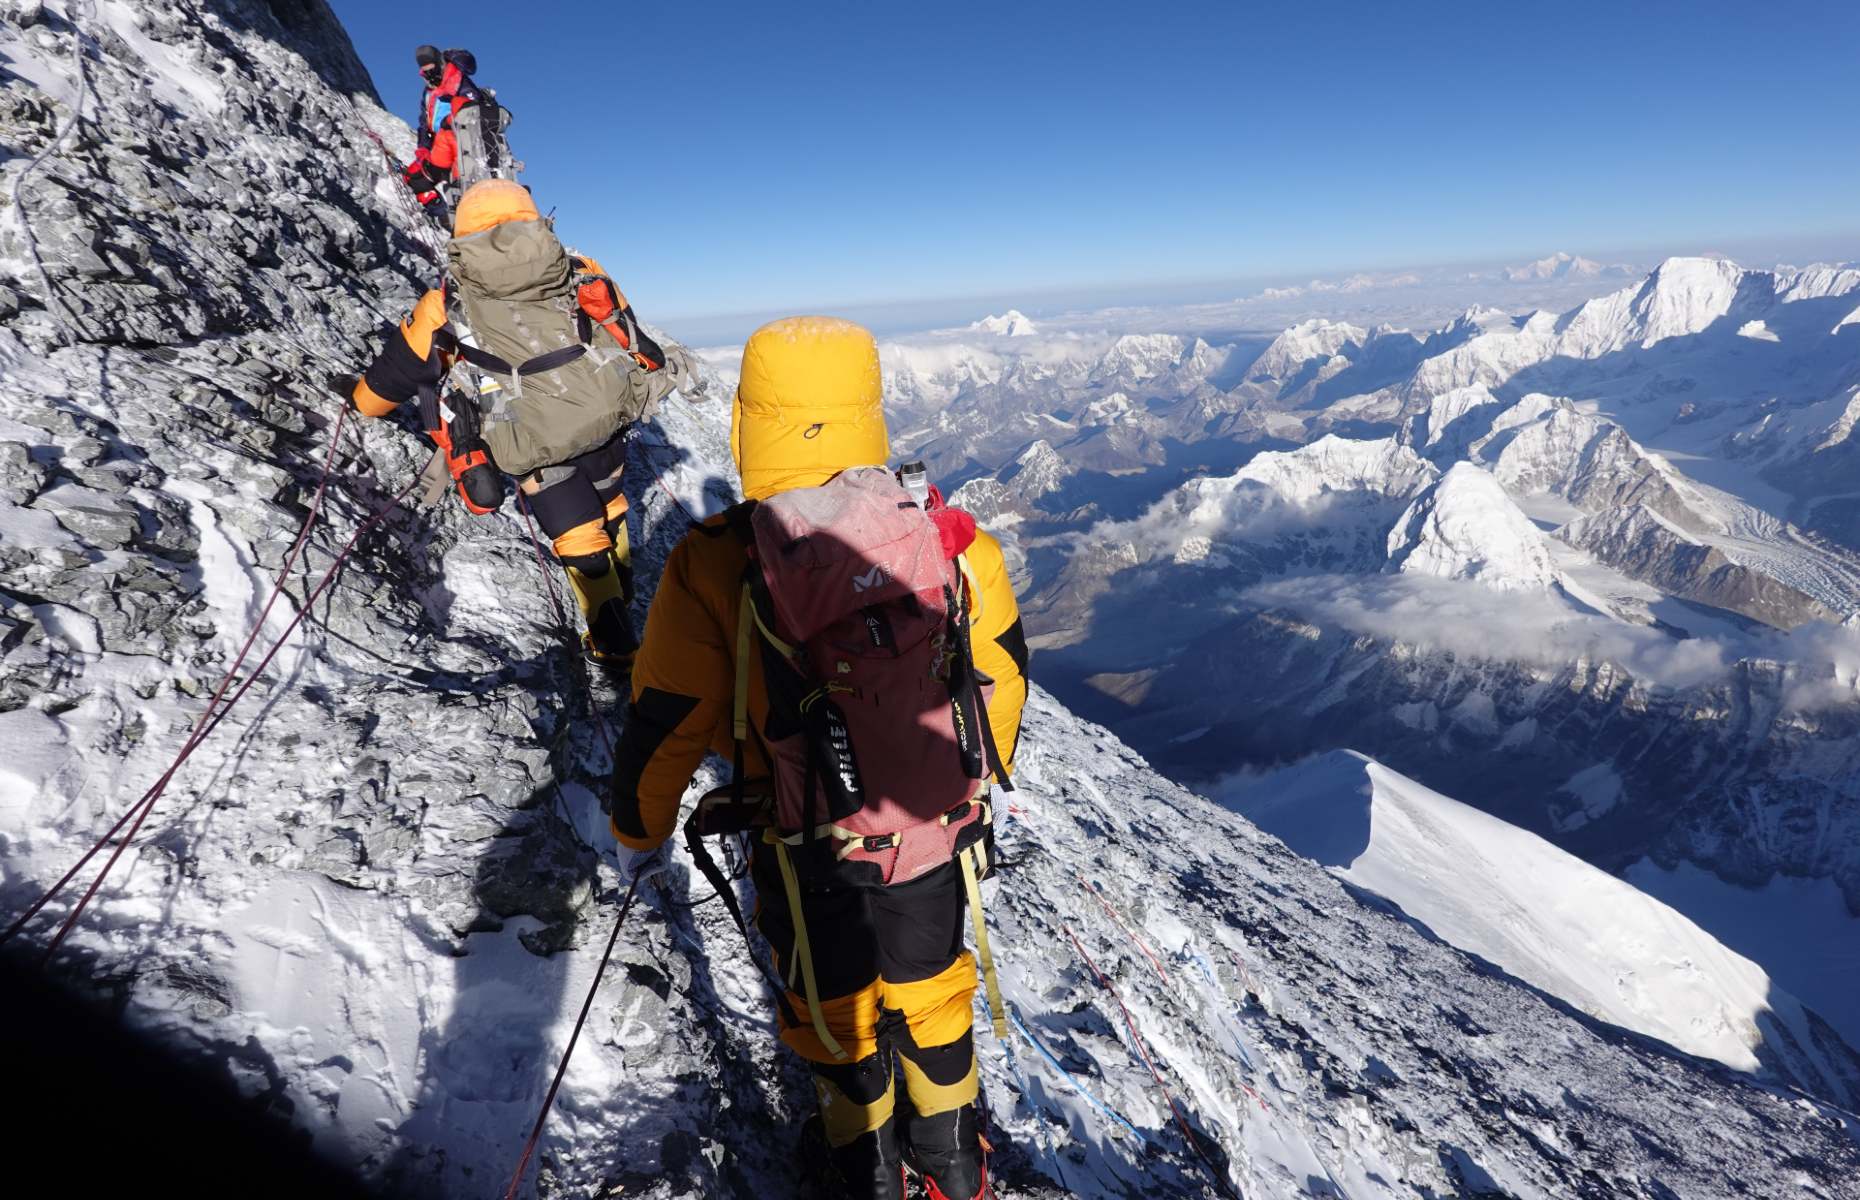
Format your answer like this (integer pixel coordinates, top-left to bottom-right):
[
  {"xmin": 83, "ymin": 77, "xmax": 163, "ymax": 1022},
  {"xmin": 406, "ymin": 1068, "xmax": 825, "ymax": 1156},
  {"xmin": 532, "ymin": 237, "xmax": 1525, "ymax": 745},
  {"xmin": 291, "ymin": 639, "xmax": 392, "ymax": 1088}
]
[{"xmin": 862, "ymin": 833, "xmax": 899, "ymax": 853}]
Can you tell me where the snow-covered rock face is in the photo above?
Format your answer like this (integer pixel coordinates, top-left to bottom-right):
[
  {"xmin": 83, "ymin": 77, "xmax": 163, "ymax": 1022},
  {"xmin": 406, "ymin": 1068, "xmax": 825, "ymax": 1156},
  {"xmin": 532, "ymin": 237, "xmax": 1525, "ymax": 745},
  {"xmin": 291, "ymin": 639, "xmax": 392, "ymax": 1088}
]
[
  {"xmin": 1404, "ymin": 383, "xmax": 1502, "ymax": 456},
  {"xmin": 1491, "ymin": 405, "xmax": 1713, "ymax": 532},
  {"xmin": 1, "ymin": 0, "xmax": 403, "ymax": 356},
  {"xmin": 1385, "ymin": 463, "xmax": 1557, "ymax": 590},
  {"xmin": 1559, "ymin": 505, "xmax": 1839, "ymax": 630},
  {"xmin": 6, "ymin": 6, "xmax": 1860, "ymax": 1197}
]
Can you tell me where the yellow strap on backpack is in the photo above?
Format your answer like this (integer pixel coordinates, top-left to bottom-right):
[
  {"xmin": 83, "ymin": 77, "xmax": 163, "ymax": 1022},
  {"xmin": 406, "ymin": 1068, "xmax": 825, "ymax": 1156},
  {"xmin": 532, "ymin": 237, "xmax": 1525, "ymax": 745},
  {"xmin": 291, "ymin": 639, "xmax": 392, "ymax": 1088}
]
[
  {"xmin": 959, "ymin": 844, "xmax": 1008, "ymax": 1042},
  {"xmin": 773, "ymin": 840, "xmax": 847, "ymax": 1061}
]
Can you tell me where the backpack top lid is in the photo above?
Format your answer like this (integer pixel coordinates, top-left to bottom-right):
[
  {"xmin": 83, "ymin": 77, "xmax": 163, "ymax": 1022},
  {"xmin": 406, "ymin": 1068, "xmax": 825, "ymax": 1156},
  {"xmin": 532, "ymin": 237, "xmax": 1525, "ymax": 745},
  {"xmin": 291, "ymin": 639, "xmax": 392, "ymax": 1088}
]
[
  {"xmin": 443, "ymin": 48, "xmax": 477, "ymax": 74},
  {"xmin": 448, "ymin": 216, "xmax": 571, "ymax": 304},
  {"xmin": 751, "ymin": 467, "xmax": 953, "ymax": 646}
]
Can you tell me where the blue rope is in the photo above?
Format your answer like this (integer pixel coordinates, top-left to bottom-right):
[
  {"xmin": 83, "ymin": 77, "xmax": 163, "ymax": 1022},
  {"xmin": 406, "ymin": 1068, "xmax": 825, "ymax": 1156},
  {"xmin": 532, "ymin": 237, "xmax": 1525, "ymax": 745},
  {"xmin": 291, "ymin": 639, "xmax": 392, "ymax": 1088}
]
[
  {"xmin": 1007, "ymin": 1003, "xmax": 1155, "ymax": 1147},
  {"xmin": 1190, "ymin": 951, "xmax": 1257, "ymax": 1070}
]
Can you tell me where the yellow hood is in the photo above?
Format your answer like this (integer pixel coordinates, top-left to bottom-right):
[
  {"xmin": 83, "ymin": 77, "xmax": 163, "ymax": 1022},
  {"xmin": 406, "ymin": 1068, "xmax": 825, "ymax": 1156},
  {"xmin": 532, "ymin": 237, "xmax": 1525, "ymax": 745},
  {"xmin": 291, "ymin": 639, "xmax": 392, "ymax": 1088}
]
[{"xmin": 732, "ymin": 316, "xmax": 889, "ymax": 501}]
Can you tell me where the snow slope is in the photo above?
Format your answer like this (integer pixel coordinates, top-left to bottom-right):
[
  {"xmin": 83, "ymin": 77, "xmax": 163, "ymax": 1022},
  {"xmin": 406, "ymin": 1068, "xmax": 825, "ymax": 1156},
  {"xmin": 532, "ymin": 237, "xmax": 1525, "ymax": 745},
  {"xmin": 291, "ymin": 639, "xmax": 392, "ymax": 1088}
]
[{"xmin": 1231, "ymin": 752, "xmax": 1860, "ymax": 1103}]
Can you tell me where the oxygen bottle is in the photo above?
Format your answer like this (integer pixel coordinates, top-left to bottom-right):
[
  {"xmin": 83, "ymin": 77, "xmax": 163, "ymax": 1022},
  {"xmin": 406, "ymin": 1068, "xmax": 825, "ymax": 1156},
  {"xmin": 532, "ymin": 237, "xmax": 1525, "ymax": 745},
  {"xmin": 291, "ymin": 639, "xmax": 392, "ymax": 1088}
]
[{"xmin": 898, "ymin": 460, "xmax": 931, "ymax": 508}]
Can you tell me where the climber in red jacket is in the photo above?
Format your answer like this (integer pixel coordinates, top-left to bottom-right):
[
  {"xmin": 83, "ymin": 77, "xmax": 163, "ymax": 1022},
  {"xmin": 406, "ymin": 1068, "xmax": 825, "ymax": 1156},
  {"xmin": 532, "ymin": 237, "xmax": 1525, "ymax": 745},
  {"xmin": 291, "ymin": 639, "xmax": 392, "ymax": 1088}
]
[{"xmin": 401, "ymin": 45, "xmax": 483, "ymax": 219}]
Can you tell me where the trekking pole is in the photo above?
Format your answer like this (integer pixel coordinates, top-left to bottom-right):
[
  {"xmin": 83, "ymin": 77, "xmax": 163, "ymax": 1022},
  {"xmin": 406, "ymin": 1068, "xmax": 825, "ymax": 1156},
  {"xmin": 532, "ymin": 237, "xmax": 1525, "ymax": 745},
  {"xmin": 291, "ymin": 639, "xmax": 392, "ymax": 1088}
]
[{"xmin": 502, "ymin": 871, "xmax": 646, "ymax": 1200}]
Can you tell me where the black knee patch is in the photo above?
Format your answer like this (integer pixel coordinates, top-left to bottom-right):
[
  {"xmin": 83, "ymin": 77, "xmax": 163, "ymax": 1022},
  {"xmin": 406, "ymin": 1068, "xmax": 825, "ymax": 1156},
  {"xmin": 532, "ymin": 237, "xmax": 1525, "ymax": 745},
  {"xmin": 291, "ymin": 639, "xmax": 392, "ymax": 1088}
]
[
  {"xmin": 897, "ymin": 1028, "xmax": 975, "ymax": 1088},
  {"xmin": 560, "ymin": 551, "xmax": 610, "ymax": 577},
  {"xmin": 815, "ymin": 1051, "xmax": 894, "ymax": 1107}
]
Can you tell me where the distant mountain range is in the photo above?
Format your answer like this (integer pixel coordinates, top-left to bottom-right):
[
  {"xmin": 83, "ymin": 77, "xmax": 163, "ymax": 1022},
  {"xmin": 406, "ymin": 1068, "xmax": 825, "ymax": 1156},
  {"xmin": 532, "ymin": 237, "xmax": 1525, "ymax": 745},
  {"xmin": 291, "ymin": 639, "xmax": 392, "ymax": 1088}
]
[{"xmin": 698, "ymin": 255, "xmax": 1860, "ymax": 1050}]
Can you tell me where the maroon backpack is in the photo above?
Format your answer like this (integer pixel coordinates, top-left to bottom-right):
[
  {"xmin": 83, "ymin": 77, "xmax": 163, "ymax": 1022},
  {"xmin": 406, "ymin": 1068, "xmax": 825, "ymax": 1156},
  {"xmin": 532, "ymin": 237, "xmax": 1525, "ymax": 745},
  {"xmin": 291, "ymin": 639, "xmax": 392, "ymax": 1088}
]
[{"xmin": 683, "ymin": 466, "xmax": 1012, "ymax": 1057}]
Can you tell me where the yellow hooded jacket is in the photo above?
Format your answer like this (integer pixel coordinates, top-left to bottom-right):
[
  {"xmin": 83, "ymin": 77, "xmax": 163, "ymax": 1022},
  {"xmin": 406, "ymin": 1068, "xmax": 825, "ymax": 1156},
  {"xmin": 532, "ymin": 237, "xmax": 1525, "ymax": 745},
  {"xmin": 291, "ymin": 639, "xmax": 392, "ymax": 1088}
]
[{"xmin": 610, "ymin": 317, "xmax": 1028, "ymax": 850}]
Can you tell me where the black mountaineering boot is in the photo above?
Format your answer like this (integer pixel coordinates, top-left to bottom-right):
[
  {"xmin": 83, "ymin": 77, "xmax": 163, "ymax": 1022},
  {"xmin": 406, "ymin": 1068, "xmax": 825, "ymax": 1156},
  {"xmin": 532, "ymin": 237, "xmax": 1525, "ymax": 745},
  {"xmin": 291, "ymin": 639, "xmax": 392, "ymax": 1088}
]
[
  {"xmin": 803, "ymin": 1112, "xmax": 904, "ymax": 1200},
  {"xmin": 907, "ymin": 1104, "xmax": 986, "ymax": 1200}
]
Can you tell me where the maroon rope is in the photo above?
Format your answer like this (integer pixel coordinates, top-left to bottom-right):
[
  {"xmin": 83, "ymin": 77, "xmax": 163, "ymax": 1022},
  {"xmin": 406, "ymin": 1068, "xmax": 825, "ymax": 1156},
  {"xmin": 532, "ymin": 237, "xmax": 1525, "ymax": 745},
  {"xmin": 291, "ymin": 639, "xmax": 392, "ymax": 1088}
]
[
  {"xmin": 3, "ymin": 405, "xmax": 351, "ymax": 948},
  {"xmin": 362, "ymin": 128, "xmax": 446, "ymax": 271},
  {"xmin": 1066, "ymin": 925, "xmax": 1240, "ymax": 1199},
  {"xmin": 35, "ymin": 467, "xmax": 420, "ymax": 964},
  {"xmin": 1082, "ymin": 877, "xmax": 1172, "ymax": 984},
  {"xmin": 501, "ymin": 871, "xmax": 645, "ymax": 1200}
]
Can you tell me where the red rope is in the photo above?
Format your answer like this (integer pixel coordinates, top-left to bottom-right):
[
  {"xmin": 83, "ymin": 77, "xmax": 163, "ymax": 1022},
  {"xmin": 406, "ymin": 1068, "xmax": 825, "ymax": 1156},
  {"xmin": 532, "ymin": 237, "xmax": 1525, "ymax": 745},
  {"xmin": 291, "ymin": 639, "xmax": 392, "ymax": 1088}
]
[
  {"xmin": 651, "ymin": 469, "xmax": 702, "ymax": 528},
  {"xmin": 502, "ymin": 870, "xmax": 645, "ymax": 1200},
  {"xmin": 3, "ymin": 405, "xmax": 351, "ymax": 949},
  {"xmin": 31, "ymin": 465, "xmax": 420, "ymax": 963},
  {"xmin": 362, "ymin": 129, "xmax": 446, "ymax": 274},
  {"xmin": 1065, "ymin": 924, "xmax": 1239, "ymax": 1200},
  {"xmin": 1081, "ymin": 877, "xmax": 1172, "ymax": 984}
]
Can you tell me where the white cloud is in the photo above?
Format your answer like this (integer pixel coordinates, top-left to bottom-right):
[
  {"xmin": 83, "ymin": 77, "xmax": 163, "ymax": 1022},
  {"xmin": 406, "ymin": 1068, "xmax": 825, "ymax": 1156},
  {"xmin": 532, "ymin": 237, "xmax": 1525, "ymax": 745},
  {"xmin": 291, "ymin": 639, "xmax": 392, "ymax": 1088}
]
[{"xmin": 1245, "ymin": 574, "xmax": 1860, "ymax": 705}]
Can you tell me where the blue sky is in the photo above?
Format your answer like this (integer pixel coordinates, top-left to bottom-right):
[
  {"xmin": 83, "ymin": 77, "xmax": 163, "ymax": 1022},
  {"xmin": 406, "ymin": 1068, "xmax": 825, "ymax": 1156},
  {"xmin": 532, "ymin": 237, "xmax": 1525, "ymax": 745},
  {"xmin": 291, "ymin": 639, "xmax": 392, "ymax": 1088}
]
[{"xmin": 331, "ymin": 1, "xmax": 1860, "ymax": 336}]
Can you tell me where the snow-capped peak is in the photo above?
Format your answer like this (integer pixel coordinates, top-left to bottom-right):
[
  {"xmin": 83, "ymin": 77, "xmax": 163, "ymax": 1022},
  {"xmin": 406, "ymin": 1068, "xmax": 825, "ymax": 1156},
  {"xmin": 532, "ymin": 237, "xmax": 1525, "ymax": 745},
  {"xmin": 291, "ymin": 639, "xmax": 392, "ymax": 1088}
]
[
  {"xmin": 1247, "ymin": 317, "xmax": 1367, "ymax": 381},
  {"xmin": 971, "ymin": 309, "xmax": 1037, "ymax": 337},
  {"xmin": 999, "ymin": 437, "xmax": 1073, "ymax": 499},
  {"xmin": 1503, "ymin": 251, "xmax": 1627, "ymax": 282},
  {"xmin": 1384, "ymin": 462, "xmax": 1557, "ymax": 590},
  {"xmin": 1227, "ymin": 434, "xmax": 1436, "ymax": 506},
  {"xmin": 1092, "ymin": 332, "xmax": 1189, "ymax": 382}
]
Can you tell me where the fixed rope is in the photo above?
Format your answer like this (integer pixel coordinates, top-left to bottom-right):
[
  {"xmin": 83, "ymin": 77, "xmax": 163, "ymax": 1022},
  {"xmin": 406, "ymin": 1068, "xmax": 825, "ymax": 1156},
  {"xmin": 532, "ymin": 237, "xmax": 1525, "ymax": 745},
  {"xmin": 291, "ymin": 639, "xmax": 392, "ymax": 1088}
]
[
  {"xmin": 3, "ymin": 403, "xmax": 352, "ymax": 950},
  {"xmin": 13, "ymin": 452, "xmax": 420, "ymax": 963},
  {"xmin": 1006, "ymin": 1001, "xmax": 1152, "ymax": 1149},
  {"xmin": 362, "ymin": 128, "xmax": 447, "ymax": 269},
  {"xmin": 502, "ymin": 870, "xmax": 647, "ymax": 1200},
  {"xmin": 1065, "ymin": 925, "xmax": 1241, "ymax": 1200},
  {"xmin": 1081, "ymin": 877, "xmax": 1172, "ymax": 985},
  {"xmin": 1188, "ymin": 952, "xmax": 1270, "ymax": 1113}
]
